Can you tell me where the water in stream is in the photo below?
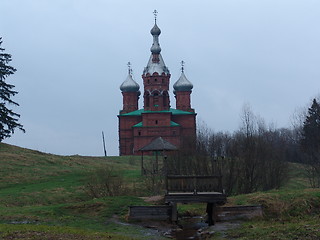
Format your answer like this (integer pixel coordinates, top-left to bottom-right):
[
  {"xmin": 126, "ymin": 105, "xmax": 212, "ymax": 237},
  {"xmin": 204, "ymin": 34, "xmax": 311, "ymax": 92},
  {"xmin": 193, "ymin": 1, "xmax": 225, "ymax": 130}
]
[
  {"xmin": 170, "ymin": 216, "xmax": 211, "ymax": 240},
  {"xmin": 169, "ymin": 216, "xmax": 241, "ymax": 239}
]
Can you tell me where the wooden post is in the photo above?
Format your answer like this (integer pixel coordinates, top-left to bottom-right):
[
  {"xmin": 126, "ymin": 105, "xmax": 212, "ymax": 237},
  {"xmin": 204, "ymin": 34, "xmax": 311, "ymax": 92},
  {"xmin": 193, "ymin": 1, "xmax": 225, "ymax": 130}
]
[
  {"xmin": 206, "ymin": 203, "xmax": 216, "ymax": 226},
  {"xmin": 163, "ymin": 155, "xmax": 169, "ymax": 194},
  {"xmin": 170, "ymin": 202, "xmax": 178, "ymax": 222},
  {"xmin": 218, "ymin": 175, "xmax": 223, "ymax": 193},
  {"xmin": 155, "ymin": 151, "xmax": 159, "ymax": 173},
  {"xmin": 102, "ymin": 131, "xmax": 107, "ymax": 157},
  {"xmin": 141, "ymin": 151, "xmax": 144, "ymax": 175}
]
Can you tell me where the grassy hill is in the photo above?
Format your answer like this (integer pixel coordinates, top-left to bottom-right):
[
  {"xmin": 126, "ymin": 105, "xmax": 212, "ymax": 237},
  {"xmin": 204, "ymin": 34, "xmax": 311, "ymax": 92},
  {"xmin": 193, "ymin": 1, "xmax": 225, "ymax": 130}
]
[
  {"xmin": 1, "ymin": 143, "xmax": 320, "ymax": 239},
  {"xmin": 0, "ymin": 143, "xmax": 155, "ymax": 239}
]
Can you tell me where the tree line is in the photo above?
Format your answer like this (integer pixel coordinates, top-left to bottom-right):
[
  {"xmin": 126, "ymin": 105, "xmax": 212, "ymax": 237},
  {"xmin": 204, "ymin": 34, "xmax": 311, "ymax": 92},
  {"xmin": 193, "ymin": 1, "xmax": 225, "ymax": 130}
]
[{"xmin": 171, "ymin": 100, "xmax": 320, "ymax": 195}]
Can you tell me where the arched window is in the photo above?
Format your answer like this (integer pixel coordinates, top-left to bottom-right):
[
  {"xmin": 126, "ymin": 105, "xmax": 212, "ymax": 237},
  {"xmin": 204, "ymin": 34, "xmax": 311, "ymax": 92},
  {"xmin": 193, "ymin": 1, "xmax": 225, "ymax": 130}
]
[
  {"xmin": 163, "ymin": 91, "xmax": 168, "ymax": 107},
  {"xmin": 144, "ymin": 92, "xmax": 150, "ymax": 107}
]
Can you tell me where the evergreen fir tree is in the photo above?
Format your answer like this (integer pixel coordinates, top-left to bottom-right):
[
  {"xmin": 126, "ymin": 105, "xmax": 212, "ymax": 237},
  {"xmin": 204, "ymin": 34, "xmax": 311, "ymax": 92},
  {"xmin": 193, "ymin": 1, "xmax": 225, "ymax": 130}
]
[
  {"xmin": 301, "ymin": 98, "xmax": 320, "ymax": 152},
  {"xmin": 0, "ymin": 37, "xmax": 25, "ymax": 141},
  {"xmin": 301, "ymin": 98, "xmax": 320, "ymax": 187}
]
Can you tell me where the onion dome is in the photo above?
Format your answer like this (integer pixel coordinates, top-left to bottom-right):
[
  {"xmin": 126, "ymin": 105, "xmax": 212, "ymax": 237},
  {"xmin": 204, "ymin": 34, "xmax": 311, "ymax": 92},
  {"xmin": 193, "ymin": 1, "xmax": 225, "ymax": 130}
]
[
  {"xmin": 173, "ymin": 63, "xmax": 193, "ymax": 91},
  {"xmin": 120, "ymin": 63, "xmax": 140, "ymax": 92},
  {"xmin": 150, "ymin": 23, "xmax": 161, "ymax": 36}
]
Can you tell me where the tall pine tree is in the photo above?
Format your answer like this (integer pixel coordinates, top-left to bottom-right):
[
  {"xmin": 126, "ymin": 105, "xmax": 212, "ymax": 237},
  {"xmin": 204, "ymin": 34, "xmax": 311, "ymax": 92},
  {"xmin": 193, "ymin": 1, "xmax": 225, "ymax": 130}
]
[
  {"xmin": 301, "ymin": 98, "xmax": 320, "ymax": 152},
  {"xmin": 301, "ymin": 98, "xmax": 320, "ymax": 187},
  {"xmin": 0, "ymin": 37, "xmax": 25, "ymax": 141}
]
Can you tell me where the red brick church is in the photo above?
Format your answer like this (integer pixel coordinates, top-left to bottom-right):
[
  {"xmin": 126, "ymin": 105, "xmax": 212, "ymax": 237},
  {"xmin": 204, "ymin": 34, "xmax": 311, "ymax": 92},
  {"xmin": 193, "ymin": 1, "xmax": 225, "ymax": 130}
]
[{"xmin": 118, "ymin": 15, "xmax": 196, "ymax": 156}]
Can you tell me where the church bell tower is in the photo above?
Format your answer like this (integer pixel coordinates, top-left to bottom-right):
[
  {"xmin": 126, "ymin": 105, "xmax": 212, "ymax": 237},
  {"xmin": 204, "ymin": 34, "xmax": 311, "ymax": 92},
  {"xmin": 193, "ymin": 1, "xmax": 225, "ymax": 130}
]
[{"xmin": 142, "ymin": 10, "xmax": 171, "ymax": 111}]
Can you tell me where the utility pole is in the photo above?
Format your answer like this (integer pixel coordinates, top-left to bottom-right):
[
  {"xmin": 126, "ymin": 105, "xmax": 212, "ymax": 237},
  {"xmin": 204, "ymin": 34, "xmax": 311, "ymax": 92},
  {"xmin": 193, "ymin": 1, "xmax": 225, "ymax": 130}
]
[{"xmin": 102, "ymin": 131, "xmax": 107, "ymax": 157}]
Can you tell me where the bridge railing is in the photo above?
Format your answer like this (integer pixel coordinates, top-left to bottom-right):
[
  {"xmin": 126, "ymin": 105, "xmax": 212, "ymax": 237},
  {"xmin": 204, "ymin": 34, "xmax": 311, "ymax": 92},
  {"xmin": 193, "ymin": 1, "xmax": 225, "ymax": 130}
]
[{"xmin": 165, "ymin": 175, "xmax": 223, "ymax": 194}]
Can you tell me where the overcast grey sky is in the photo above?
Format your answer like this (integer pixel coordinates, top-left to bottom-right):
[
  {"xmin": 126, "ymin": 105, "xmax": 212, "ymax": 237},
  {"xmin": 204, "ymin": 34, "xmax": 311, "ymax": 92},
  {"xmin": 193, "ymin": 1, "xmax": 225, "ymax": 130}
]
[{"xmin": 1, "ymin": 0, "xmax": 320, "ymax": 156}]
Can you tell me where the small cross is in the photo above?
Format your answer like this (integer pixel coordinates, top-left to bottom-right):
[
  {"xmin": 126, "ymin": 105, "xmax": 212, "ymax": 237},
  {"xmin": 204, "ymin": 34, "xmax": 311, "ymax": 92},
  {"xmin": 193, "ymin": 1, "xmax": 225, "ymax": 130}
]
[
  {"xmin": 127, "ymin": 62, "xmax": 132, "ymax": 75},
  {"xmin": 181, "ymin": 60, "xmax": 185, "ymax": 72},
  {"xmin": 153, "ymin": 10, "xmax": 158, "ymax": 23}
]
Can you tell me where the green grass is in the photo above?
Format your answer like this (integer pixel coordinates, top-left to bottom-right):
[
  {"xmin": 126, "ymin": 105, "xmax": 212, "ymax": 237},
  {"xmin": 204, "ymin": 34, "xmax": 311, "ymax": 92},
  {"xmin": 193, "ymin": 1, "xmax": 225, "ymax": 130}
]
[
  {"xmin": 0, "ymin": 223, "xmax": 141, "ymax": 240},
  {"xmin": 0, "ymin": 143, "xmax": 151, "ymax": 239},
  {"xmin": 227, "ymin": 216, "xmax": 320, "ymax": 240},
  {"xmin": 222, "ymin": 162, "xmax": 320, "ymax": 239},
  {"xmin": 1, "ymin": 142, "xmax": 320, "ymax": 239}
]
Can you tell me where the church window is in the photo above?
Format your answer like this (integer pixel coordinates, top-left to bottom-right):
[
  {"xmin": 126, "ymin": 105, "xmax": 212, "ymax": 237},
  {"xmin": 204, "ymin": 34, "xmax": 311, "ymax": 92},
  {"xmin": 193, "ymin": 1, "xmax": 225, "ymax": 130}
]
[
  {"xmin": 138, "ymin": 131, "xmax": 141, "ymax": 136},
  {"xmin": 163, "ymin": 92, "xmax": 168, "ymax": 107},
  {"xmin": 155, "ymin": 78, "xmax": 157, "ymax": 82},
  {"xmin": 154, "ymin": 97, "xmax": 159, "ymax": 105},
  {"xmin": 155, "ymin": 120, "xmax": 158, "ymax": 125},
  {"xmin": 145, "ymin": 94, "xmax": 150, "ymax": 107}
]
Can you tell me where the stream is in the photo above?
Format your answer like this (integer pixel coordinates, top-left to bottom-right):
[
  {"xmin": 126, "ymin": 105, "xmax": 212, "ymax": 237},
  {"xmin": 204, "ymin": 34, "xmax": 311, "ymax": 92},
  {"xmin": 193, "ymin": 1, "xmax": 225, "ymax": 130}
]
[
  {"xmin": 167, "ymin": 216, "xmax": 240, "ymax": 239},
  {"xmin": 170, "ymin": 216, "xmax": 208, "ymax": 239},
  {"xmin": 110, "ymin": 215, "xmax": 240, "ymax": 239}
]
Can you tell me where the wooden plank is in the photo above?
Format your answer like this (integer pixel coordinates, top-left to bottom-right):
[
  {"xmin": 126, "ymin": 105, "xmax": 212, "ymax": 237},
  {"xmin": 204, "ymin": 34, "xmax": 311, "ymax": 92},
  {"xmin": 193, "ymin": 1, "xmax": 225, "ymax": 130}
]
[
  {"xmin": 166, "ymin": 175, "xmax": 222, "ymax": 179},
  {"xmin": 166, "ymin": 175, "xmax": 223, "ymax": 193},
  {"xmin": 165, "ymin": 193, "xmax": 227, "ymax": 204},
  {"xmin": 216, "ymin": 205, "xmax": 263, "ymax": 221}
]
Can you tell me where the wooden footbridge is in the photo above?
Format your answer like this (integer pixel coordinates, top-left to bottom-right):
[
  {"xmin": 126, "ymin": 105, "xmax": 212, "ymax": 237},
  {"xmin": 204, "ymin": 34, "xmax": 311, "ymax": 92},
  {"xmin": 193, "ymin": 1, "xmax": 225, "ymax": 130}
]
[
  {"xmin": 165, "ymin": 175, "xmax": 226, "ymax": 225},
  {"xmin": 130, "ymin": 174, "xmax": 226, "ymax": 225},
  {"xmin": 129, "ymin": 137, "xmax": 227, "ymax": 225}
]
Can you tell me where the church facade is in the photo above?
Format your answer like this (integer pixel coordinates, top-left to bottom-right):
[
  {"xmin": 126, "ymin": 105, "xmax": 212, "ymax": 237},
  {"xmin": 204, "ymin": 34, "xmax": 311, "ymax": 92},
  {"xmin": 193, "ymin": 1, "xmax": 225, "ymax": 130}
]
[{"xmin": 118, "ymin": 18, "xmax": 196, "ymax": 156}]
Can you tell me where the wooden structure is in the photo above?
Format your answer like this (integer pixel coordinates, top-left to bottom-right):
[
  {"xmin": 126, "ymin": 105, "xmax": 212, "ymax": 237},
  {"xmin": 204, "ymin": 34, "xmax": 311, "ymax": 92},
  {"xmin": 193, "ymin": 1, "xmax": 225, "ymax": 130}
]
[
  {"xmin": 133, "ymin": 137, "xmax": 227, "ymax": 225},
  {"xmin": 139, "ymin": 137, "xmax": 177, "ymax": 175},
  {"xmin": 216, "ymin": 205, "xmax": 263, "ymax": 221},
  {"xmin": 165, "ymin": 174, "xmax": 226, "ymax": 225}
]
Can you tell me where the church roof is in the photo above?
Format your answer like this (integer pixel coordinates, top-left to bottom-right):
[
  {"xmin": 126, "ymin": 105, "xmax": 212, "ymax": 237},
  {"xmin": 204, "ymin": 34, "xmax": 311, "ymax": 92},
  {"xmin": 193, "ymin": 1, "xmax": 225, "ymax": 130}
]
[
  {"xmin": 143, "ymin": 54, "xmax": 169, "ymax": 76},
  {"xmin": 120, "ymin": 72, "xmax": 140, "ymax": 93},
  {"xmin": 173, "ymin": 71, "xmax": 193, "ymax": 92},
  {"xmin": 118, "ymin": 108, "xmax": 195, "ymax": 116},
  {"xmin": 133, "ymin": 121, "xmax": 180, "ymax": 127},
  {"xmin": 173, "ymin": 62, "xmax": 193, "ymax": 92},
  {"xmin": 139, "ymin": 137, "xmax": 178, "ymax": 151}
]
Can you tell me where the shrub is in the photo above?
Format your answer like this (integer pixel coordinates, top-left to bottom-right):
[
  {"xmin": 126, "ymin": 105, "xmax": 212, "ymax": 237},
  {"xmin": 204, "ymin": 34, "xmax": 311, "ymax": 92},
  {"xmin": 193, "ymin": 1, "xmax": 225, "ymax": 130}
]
[{"xmin": 84, "ymin": 166, "xmax": 125, "ymax": 198}]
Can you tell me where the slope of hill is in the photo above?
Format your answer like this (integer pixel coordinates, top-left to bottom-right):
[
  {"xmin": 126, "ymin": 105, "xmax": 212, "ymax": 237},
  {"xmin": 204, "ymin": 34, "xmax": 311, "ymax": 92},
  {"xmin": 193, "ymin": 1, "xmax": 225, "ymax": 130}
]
[
  {"xmin": 1, "ymin": 143, "xmax": 320, "ymax": 239},
  {"xmin": 0, "ymin": 143, "xmax": 154, "ymax": 239}
]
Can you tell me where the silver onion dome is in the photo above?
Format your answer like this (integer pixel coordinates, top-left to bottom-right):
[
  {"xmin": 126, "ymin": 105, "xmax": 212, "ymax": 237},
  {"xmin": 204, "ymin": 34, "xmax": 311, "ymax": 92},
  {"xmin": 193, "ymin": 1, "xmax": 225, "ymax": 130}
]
[
  {"xmin": 120, "ymin": 73, "xmax": 140, "ymax": 92},
  {"xmin": 150, "ymin": 23, "xmax": 161, "ymax": 36},
  {"xmin": 173, "ymin": 71, "xmax": 193, "ymax": 92}
]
